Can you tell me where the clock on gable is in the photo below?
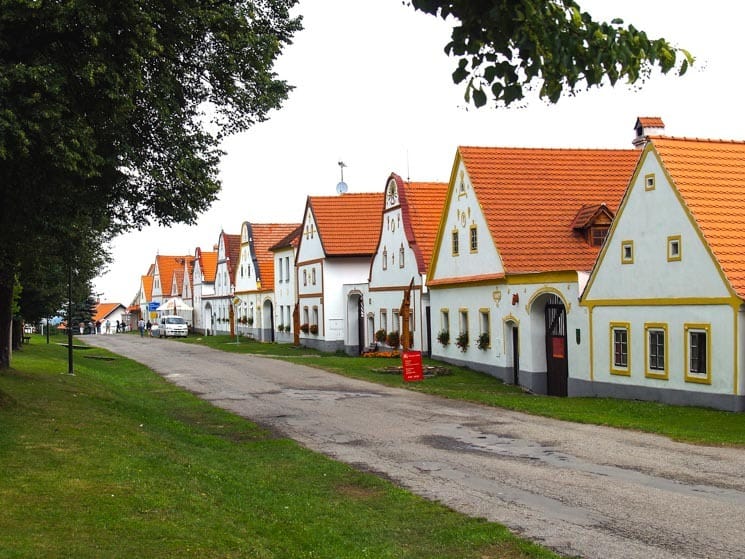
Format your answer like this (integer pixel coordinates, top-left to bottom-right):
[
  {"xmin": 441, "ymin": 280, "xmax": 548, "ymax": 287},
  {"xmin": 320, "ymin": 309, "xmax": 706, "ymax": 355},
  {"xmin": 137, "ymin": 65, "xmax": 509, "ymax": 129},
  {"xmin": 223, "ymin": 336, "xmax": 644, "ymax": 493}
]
[{"xmin": 386, "ymin": 180, "xmax": 398, "ymax": 207}]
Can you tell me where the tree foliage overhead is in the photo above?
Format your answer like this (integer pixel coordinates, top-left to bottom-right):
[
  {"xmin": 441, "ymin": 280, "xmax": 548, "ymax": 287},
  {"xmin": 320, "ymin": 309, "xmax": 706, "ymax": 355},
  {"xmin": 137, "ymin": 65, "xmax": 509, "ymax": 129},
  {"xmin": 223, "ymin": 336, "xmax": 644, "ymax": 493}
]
[
  {"xmin": 410, "ymin": 0, "xmax": 692, "ymax": 107},
  {"xmin": 0, "ymin": 0, "xmax": 301, "ymax": 367}
]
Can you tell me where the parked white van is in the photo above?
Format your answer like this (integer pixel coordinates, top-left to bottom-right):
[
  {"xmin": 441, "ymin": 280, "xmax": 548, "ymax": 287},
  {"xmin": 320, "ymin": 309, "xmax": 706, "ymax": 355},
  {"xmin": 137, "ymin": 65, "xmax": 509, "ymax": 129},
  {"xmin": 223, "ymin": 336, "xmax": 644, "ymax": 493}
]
[{"xmin": 153, "ymin": 315, "xmax": 188, "ymax": 338}]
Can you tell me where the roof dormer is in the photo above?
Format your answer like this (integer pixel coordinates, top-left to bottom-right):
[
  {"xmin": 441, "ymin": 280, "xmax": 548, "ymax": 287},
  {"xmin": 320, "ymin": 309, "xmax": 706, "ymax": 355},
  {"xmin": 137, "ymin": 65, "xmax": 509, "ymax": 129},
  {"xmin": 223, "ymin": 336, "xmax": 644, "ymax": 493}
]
[{"xmin": 572, "ymin": 203, "xmax": 614, "ymax": 247}]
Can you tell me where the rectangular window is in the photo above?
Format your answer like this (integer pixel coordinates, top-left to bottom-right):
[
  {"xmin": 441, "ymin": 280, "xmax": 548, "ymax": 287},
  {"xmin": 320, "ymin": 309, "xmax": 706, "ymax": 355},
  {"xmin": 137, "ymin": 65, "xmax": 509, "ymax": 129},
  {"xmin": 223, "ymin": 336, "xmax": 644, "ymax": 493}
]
[
  {"xmin": 399, "ymin": 245, "xmax": 405, "ymax": 268},
  {"xmin": 685, "ymin": 324, "xmax": 711, "ymax": 384},
  {"xmin": 645, "ymin": 323, "xmax": 668, "ymax": 379},
  {"xmin": 470, "ymin": 226, "xmax": 478, "ymax": 253},
  {"xmin": 645, "ymin": 173, "xmax": 656, "ymax": 191},
  {"xmin": 380, "ymin": 309, "xmax": 388, "ymax": 332},
  {"xmin": 459, "ymin": 309, "xmax": 468, "ymax": 335},
  {"xmin": 303, "ymin": 269, "xmax": 307, "ymax": 286},
  {"xmin": 311, "ymin": 267, "xmax": 316, "ymax": 285},
  {"xmin": 621, "ymin": 240, "xmax": 634, "ymax": 264},
  {"xmin": 392, "ymin": 310, "xmax": 400, "ymax": 333},
  {"xmin": 303, "ymin": 306, "xmax": 309, "ymax": 325},
  {"xmin": 591, "ymin": 226, "xmax": 609, "ymax": 247},
  {"xmin": 610, "ymin": 323, "xmax": 630, "ymax": 375},
  {"xmin": 667, "ymin": 235, "xmax": 682, "ymax": 262},
  {"xmin": 441, "ymin": 309, "xmax": 449, "ymax": 333},
  {"xmin": 312, "ymin": 306, "xmax": 318, "ymax": 327},
  {"xmin": 451, "ymin": 230, "xmax": 459, "ymax": 256}
]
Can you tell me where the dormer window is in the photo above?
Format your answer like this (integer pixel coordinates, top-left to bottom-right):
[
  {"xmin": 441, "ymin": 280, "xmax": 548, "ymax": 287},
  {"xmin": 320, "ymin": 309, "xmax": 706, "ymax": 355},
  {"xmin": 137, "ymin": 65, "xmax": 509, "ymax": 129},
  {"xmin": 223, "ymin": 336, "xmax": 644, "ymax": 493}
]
[{"xmin": 571, "ymin": 204, "xmax": 614, "ymax": 248}]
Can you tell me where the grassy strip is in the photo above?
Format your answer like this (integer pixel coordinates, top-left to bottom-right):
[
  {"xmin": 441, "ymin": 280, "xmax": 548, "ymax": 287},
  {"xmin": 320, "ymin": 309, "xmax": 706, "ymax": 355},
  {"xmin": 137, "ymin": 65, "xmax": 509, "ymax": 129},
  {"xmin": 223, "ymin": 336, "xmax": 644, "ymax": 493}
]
[
  {"xmin": 179, "ymin": 334, "xmax": 745, "ymax": 446},
  {"xmin": 0, "ymin": 337, "xmax": 560, "ymax": 559}
]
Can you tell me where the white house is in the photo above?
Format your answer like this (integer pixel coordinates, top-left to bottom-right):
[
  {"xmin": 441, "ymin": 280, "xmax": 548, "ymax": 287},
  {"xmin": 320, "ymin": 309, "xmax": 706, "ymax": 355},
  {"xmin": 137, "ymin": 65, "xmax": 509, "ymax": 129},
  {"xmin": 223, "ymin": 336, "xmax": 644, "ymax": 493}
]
[
  {"xmin": 296, "ymin": 192, "xmax": 383, "ymax": 353},
  {"xmin": 191, "ymin": 246, "xmax": 217, "ymax": 335},
  {"xmin": 366, "ymin": 173, "xmax": 447, "ymax": 354},
  {"xmin": 270, "ymin": 225, "xmax": 302, "ymax": 343},
  {"xmin": 233, "ymin": 221, "xmax": 299, "ymax": 341},
  {"xmin": 580, "ymin": 132, "xmax": 745, "ymax": 411},
  {"xmin": 427, "ymin": 144, "xmax": 639, "ymax": 395},
  {"xmin": 201, "ymin": 231, "xmax": 240, "ymax": 334}
]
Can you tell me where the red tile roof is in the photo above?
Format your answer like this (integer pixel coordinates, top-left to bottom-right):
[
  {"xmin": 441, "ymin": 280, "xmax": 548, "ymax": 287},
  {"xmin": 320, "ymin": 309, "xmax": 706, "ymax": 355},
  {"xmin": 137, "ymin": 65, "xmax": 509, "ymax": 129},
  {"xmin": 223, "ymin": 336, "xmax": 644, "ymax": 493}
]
[
  {"xmin": 221, "ymin": 233, "xmax": 241, "ymax": 283},
  {"xmin": 269, "ymin": 225, "xmax": 303, "ymax": 251},
  {"xmin": 309, "ymin": 193, "xmax": 384, "ymax": 256},
  {"xmin": 458, "ymin": 146, "xmax": 640, "ymax": 273},
  {"xmin": 651, "ymin": 136, "xmax": 745, "ymax": 298},
  {"xmin": 245, "ymin": 223, "xmax": 300, "ymax": 291},
  {"xmin": 142, "ymin": 275, "xmax": 153, "ymax": 301},
  {"xmin": 392, "ymin": 174, "xmax": 448, "ymax": 273},
  {"xmin": 155, "ymin": 255, "xmax": 191, "ymax": 296},
  {"xmin": 636, "ymin": 116, "xmax": 665, "ymax": 129}
]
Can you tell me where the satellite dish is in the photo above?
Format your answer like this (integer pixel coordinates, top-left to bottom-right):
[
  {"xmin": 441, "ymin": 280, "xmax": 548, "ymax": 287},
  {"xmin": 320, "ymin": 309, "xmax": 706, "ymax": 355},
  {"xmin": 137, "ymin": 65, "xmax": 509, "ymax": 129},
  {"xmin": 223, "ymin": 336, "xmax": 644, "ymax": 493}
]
[{"xmin": 336, "ymin": 181, "xmax": 348, "ymax": 194}]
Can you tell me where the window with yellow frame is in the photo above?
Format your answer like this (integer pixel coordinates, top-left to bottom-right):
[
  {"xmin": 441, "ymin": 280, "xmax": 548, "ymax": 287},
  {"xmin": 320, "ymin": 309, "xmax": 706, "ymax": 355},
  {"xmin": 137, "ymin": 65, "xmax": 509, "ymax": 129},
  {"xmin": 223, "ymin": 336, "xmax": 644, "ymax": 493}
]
[
  {"xmin": 684, "ymin": 323, "xmax": 711, "ymax": 384},
  {"xmin": 609, "ymin": 322, "xmax": 631, "ymax": 376},
  {"xmin": 644, "ymin": 323, "xmax": 668, "ymax": 380}
]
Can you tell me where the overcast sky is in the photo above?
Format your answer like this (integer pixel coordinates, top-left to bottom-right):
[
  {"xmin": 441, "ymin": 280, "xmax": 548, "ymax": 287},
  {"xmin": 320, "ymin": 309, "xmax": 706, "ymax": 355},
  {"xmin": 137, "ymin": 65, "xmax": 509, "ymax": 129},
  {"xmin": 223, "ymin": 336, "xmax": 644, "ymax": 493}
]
[{"xmin": 94, "ymin": 0, "xmax": 745, "ymax": 305}]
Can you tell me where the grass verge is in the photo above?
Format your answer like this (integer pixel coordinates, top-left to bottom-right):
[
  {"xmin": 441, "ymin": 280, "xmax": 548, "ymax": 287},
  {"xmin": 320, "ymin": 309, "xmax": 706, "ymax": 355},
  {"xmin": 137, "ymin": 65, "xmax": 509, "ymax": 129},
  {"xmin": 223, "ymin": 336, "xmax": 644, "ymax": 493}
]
[
  {"xmin": 180, "ymin": 334, "xmax": 745, "ymax": 446},
  {"xmin": 0, "ymin": 337, "xmax": 560, "ymax": 559}
]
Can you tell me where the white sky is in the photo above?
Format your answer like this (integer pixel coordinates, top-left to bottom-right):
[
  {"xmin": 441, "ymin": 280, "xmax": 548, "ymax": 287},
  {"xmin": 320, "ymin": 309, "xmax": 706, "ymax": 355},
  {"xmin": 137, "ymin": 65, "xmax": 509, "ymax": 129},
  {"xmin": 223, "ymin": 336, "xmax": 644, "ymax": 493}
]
[{"xmin": 94, "ymin": 0, "xmax": 745, "ymax": 304}]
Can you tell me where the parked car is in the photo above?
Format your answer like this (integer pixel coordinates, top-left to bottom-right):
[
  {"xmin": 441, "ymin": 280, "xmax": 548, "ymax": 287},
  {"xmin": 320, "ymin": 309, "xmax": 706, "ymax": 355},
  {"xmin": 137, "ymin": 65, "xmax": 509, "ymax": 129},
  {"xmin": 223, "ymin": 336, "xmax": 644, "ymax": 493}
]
[{"xmin": 152, "ymin": 315, "xmax": 188, "ymax": 338}]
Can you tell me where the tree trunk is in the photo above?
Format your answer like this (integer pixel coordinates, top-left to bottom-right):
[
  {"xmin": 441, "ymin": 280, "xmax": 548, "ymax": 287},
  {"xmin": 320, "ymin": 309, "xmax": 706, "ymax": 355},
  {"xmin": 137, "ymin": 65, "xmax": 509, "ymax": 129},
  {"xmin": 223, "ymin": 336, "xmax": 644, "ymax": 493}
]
[{"xmin": 0, "ymin": 269, "xmax": 14, "ymax": 369}]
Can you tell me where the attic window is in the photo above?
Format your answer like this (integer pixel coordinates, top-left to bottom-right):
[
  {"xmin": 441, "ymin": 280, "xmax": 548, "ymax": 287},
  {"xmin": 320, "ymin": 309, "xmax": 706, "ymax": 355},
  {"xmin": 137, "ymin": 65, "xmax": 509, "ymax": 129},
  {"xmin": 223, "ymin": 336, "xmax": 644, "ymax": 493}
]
[
  {"xmin": 667, "ymin": 235, "xmax": 681, "ymax": 262},
  {"xmin": 591, "ymin": 226, "xmax": 609, "ymax": 247},
  {"xmin": 645, "ymin": 173, "xmax": 656, "ymax": 191},
  {"xmin": 621, "ymin": 240, "xmax": 634, "ymax": 264}
]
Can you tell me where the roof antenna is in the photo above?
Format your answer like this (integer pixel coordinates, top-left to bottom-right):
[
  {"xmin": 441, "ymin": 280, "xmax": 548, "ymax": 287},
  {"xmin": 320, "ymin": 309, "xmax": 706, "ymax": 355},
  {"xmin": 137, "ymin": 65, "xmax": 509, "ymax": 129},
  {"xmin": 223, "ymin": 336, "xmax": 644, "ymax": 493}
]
[{"xmin": 336, "ymin": 161, "xmax": 348, "ymax": 194}]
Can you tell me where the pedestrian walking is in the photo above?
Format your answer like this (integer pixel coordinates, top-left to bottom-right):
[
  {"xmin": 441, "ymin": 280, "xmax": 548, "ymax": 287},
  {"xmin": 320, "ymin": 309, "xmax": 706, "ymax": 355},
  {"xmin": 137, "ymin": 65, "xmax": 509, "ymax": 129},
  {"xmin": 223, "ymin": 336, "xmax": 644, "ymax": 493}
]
[
  {"xmin": 138, "ymin": 318, "xmax": 145, "ymax": 337},
  {"xmin": 146, "ymin": 320, "xmax": 152, "ymax": 337}
]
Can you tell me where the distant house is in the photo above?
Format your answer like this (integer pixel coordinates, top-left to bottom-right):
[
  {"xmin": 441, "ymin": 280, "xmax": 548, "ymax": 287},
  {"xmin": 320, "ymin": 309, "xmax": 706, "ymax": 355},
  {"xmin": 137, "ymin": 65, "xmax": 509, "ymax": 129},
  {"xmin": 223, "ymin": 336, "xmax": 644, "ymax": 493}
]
[
  {"xmin": 270, "ymin": 225, "xmax": 303, "ymax": 343},
  {"xmin": 151, "ymin": 254, "xmax": 192, "ymax": 307},
  {"xmin": 296, "ymin": 192, "xmax": 383, "ymax": 353},
  {"xmin": 93, "ymin": 302, "xmax": 127, "ymax": 332},
  {"xmin": 191, "ymin": 247, "xmax": 218, "ymax": 335},
  {"xmin": 366, "ymin": 173, "xmax": 447, "ymax": 354},
  {"xmin": 201, "ymin": 231, "xmax": 240, "ymax": 334},
  {"xmin": 427, "ymin": 144, "xmax": 639, "ymax": 395},
  {"xmin": 580, "ymin": 130, "xmax": 745, "ymax": 411},
  {"xmin": 233, "ymin": 222, "xmax": 299, "ymax": 341}
]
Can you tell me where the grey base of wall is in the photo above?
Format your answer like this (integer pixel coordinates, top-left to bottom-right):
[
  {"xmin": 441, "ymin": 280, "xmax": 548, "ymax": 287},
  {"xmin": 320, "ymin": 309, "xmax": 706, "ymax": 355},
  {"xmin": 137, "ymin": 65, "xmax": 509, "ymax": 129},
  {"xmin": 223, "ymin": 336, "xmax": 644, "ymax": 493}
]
[
  {"xmin": 434, "ymin": 355, "xmax": 548, "ymax": 395},
  {"xmin": 570, "ymin": 379, "xmax": 745, "ymax": 412},
  {"xmin": 302, "ymin": 338, "xmax": 345, "ymax": 354}
]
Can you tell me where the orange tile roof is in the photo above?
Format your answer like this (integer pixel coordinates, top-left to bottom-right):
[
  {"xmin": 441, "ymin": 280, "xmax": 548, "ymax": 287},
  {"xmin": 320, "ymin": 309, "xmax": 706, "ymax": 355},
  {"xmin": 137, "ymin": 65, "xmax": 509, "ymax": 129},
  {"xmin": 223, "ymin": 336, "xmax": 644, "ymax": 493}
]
[
  {"xmin": 245, "ymin": 223, "xmax": 300, "ymax": 291},
  {"xmin": 142, "ymin": 275, "xmax": 154, "ymax": 301},
  {"xmin": 650, "ymin": 136, "xmax": 745, "ymax": 298},
  {"xmin": 196, "ymin": 248, "xmax": 218, "ymax": 283},
  {"xmin": 636, "ymin": 116, "xmax": 665, "ymax": 129},
  {"xmin": 93, "ymin": 302, "xmax": 124, "ymax": 322},
  {"xmin": 458, "ymin": 146, "xmax": 640, "ymax": 273},
  {"xmin": 155, "ymin": 255, "xmax": 191, "ymax": 296},
  {"xmin": 393, "ymin": 175, "xmax": 448, "ymax": 273},
  {"xmin": 309, "ymin": 193, "xmax": 384, "ymax": 256},
  {"xmin": 269, "ymin": 225, "xmax": 303, "ymax": 251}
]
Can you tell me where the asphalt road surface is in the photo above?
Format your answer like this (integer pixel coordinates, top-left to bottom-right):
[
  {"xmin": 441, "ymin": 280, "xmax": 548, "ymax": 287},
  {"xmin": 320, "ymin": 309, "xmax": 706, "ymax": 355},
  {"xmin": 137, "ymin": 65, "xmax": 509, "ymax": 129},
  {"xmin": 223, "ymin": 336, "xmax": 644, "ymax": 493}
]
[{"xmin": 84, "ymin": 334, "xmax": 745, "ymax": 559}]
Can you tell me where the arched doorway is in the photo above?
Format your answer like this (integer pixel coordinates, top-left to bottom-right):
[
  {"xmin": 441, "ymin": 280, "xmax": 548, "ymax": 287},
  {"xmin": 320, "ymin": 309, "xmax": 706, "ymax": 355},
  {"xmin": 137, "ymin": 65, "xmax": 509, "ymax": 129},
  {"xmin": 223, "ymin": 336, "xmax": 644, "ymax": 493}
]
[
  {"xmin": 543, "ymin": 294, "xmax": 568, "ymax": 396},
  {"xmin": 504, "ymin": 318, "xmax": 520, "ymax": 386},
  {"xmin": 346, "ymin": 292, "xmax": 364, "ymax": 354},
  {"xmin": 204, "ymin": 302, "xmax": 213, "ymax": 335},
  {"xmin": 262, "ymin": 299, "xmax": 274, "ymax": 342}
]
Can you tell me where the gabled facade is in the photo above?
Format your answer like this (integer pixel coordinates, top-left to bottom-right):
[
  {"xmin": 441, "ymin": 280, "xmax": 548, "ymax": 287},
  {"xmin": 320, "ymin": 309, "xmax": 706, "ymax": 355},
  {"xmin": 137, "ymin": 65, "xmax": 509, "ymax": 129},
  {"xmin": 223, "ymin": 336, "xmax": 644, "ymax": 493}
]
[
  {"xmin": 296, "ymin": 193, "xmax": 383, "ymax": 352},
  {"xmin": 93, "ymin": 302, "xmax": 127, "ymax": 332},
  {"xmin": 366, "ymin": 173, "xmax": 447, "ymax": 353},
  {"xmin": 233, "ymin": 222, "xmax": 299, "ymax": 341},
  {"xmin": 427, "ymin": 145, "xmax": 639, "ymax": 394},
  {"xmin": 151, "ymin": 255, "xmax": 190, "ymax": 305},
  {"xmin": 135, "ymin": 270, "xmax": 154, "ymax": 325},
  {"xmin": 202, "ymin": 231, "xmax": 240, "ymax": 334},
  {"xmin": 581, "ymin": 136, "xmax": 745, "ymax": 411},
  {"xmin": 192, "ymin": 247, "xmax": 218, "ymax": 334},
  {"xmin": 270, "ymin": 225, "xmax": 302, "ymax": 343}
]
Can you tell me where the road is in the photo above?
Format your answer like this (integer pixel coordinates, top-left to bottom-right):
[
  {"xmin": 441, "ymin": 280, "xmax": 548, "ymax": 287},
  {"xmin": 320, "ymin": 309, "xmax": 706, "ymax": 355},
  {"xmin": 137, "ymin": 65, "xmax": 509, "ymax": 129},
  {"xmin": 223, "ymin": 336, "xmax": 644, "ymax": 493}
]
[{"xmin": 84, "ymin": 334, "xmax": 745, "ymax": 559}]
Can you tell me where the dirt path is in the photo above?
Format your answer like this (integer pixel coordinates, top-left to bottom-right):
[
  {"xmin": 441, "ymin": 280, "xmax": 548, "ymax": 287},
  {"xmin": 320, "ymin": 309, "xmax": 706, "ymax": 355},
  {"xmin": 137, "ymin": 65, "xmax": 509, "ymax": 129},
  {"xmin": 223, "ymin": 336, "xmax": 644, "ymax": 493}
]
[{"xmin": 84, "ymin": 334, "xmax": 745, "ymax": 559}]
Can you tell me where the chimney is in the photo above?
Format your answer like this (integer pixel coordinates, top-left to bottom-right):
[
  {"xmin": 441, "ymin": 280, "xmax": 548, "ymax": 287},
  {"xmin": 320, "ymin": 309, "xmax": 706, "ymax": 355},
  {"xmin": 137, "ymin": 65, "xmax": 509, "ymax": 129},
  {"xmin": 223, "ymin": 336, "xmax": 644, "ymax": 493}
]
[{"xmin": 633, "ymin": 116, "xmax": 665, "ymax": 148}]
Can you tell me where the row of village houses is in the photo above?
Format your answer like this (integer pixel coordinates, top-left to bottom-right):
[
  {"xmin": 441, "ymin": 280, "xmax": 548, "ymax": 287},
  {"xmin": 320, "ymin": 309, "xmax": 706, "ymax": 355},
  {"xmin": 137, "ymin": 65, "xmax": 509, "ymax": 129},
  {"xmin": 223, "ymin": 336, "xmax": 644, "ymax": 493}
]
[{"xmin": 113, "ymin": 118, "xmax": 745, "ymax": 412}]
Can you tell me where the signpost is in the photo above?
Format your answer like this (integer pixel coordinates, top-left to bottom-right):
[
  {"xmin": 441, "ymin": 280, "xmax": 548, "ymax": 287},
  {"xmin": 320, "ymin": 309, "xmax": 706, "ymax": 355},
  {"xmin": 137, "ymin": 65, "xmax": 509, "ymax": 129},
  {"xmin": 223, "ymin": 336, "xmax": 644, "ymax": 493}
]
[{"xmin": 402, "ymin": 350, "xmax": 424, "ymax": 382}]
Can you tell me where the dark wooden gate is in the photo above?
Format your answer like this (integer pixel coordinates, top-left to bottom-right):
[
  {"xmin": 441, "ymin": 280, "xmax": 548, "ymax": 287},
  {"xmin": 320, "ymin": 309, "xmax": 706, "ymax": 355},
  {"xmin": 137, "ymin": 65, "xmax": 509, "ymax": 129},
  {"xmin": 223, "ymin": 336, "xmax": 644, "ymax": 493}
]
[{"xmin": 544, "ymin": 295, "xmax": 568, "ymax": 396}]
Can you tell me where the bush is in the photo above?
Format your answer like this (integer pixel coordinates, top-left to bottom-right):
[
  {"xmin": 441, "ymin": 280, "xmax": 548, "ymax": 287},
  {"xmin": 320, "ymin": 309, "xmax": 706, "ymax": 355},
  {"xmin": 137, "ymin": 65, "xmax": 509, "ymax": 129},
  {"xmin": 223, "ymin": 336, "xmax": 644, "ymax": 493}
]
[
  {"xmin": 375, "ymin": 329, "xmax": 387, "ymax": 343},
  {"xmin": 437, "ymin": 330, "xmax": 450, "ymax": 346},
  {"xmin": 309, "ymin": 324, "xmax": 319, "ymax": 335},
  {"xmin": 300, "ymin": 323, "xmax": 309, "ymax": 334},
  {"xmin": 386, "ymin": 331, "xmax": 400, "ymax": 348},
  {"xmin": 456, "ymin": 331, "xmax": 469, "ymax": 352},
  {"xmin": 477, "ymin": 332, "xmax": 490, "ymax": 350}
]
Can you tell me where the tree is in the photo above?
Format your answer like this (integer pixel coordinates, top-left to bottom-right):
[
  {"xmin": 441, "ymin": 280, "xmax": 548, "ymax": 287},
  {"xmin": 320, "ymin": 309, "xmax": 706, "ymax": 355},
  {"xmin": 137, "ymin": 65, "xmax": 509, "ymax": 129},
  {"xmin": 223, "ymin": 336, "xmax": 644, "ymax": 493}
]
[
  {"xmin": 410, "ymin": 0, "xmax": 692, "ymax": 107},
  {"xmin": 0, "ymin": 0, "xmax": 301, "ymax": 367}
]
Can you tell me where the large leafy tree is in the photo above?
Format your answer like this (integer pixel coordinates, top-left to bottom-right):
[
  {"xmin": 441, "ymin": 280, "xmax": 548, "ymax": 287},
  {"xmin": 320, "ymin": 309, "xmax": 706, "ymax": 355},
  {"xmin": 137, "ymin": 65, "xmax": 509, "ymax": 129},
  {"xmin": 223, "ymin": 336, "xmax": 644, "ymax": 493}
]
[
  {"xmin": 410, "ymin": 0, "xmax": 692, "ymax": 106},
  {"xmin": 0, "ymin": 0, "xmax": 301, "ymax": 367}
]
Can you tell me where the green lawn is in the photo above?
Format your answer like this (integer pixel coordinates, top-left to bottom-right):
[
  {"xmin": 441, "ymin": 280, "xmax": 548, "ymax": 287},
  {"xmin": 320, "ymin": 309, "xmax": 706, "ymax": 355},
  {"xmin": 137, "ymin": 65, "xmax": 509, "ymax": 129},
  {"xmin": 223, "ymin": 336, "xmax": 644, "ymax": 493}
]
[
  {"xmin": 0, "ymin": 336, "xmax": 561, "ymax": 559},
  {"xmin": 180, "ymin": 335, "xmax": 745, "ymax": 446}
]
